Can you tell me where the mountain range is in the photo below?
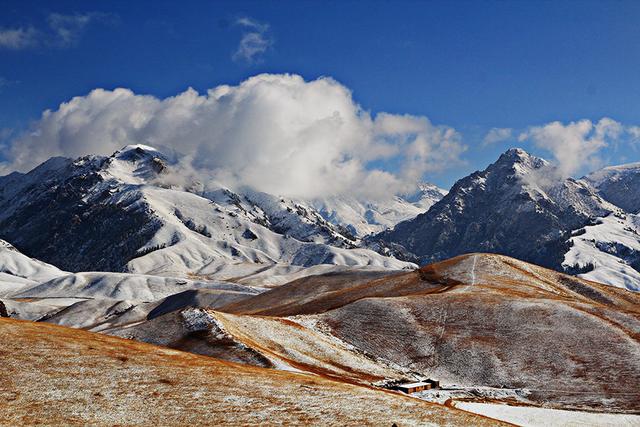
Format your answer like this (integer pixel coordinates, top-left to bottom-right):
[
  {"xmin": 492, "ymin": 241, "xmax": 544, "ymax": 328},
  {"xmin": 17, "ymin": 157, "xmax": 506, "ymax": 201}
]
[
  {"xmin": 372, "ymin": 148, "xmax": 640, "ymax": 291},
  {"xmin": 0, "ymin": 144, "xmax": 432, "ymax": 280},
  {"xmin": 4, "ymin": 144, "xmax": 640, "ymax": 290},
  {"xmin": 2, "ymin": 144, "xmax": 640, "ymax": 423}
]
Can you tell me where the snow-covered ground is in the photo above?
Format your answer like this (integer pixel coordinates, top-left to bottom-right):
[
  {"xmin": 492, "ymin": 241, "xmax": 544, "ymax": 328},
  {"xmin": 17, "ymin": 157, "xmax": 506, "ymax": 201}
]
[
  {"xmin": 0, "ymin": 240, "xmax": 66, "ymax": 283},
  {"xmin": 454, "ymin": 402, "xmax": 640, "ymax": 427},
  {"xmin": 415, "ymin": 386, "xmax": 532, "ymax": 405},
  {"xmin": 563, "ymin": 213, "xmax": 640, "ymax": 291}
]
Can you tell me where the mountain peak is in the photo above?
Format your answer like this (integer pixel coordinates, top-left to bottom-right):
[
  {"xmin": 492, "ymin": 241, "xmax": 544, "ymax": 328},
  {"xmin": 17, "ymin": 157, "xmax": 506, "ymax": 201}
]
[
  {"xmin": 494, "ymin": 147, "xmax": 548, "ymax": 174},
  {"xmin": 106, "ymin": 144, "xmax": 170, "ymax": 180},
  {"xmin": 498, "ymin": 147, "xmax": 534, "ymax": 163},
  {"xmin": 113, "ymin": 144, "xmax": 165, "ymax": 161}
]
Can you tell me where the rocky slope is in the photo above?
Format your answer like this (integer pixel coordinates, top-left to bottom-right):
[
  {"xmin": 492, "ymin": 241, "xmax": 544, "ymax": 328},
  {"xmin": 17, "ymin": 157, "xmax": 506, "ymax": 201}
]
[{"xmin": 372, "ymin": 148, "xmax": 619, "ymax": 271}]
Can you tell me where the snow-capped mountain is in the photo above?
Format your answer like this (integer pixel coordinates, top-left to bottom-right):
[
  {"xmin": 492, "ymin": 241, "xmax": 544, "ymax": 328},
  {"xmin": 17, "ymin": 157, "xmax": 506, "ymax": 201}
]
[
  {"xmin": 0, "ymin": 145, "xmax": 414, "ymax": 276},
  {"xmin": 563, "ymin": 212, "xmax": 640, "ymax": 291},
  {"xmin": 584, "ymin": 162, "xmax": 640, "ymax": 213},
  {"xmin": 309, "ymin": 183, "xmax": 446, "ymax": 238},
  {"xmin": 372, "ymin": 148, "xmax": 618, "ymax": 271}
]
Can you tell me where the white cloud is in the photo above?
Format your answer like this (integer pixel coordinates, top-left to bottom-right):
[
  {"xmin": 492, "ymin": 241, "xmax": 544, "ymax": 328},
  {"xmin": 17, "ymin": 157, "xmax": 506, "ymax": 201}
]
[
  {"xmin": 518, "ymin": 118, "xmax": 623, "ymax": 178},
  {"xmin": 0, "ymin": 74, "xmax": 464, "ymax": 199},
  {"xmin": 0, "ymin": 12, "xmax": 113, "ymax": 50},
  {"xmin": 482, "ymin": 127, "xmax": 512, "ymax": 146},
  {"xmin": 0, "ymin": 27, "xmax": 38, "ymax": 49},
  {"xmin": 233, "ymin": 17, "xmax": 272, "ymax": 63}
]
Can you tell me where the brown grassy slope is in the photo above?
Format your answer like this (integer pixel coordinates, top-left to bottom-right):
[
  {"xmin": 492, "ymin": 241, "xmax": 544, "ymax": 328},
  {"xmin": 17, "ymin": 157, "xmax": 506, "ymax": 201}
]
[
  {"xmin": 220, "ymin": 268, "xmax": 445, "ymax": 316},
  {"xmin": 220, "ymin": 253, "xmax": 640, "ymax": 412},
  {"xmin": 0, "ymin": 317, "xmax": 505, "ymax": 426},
  {"xmin": 221, "ymin": 253, "xmax": 640, "ymax": 317},
  {"xmin": 318, "ymin": 254, "xmax": 640, "ymax": 412},
  {"xmin": 213, "ymin": 310, "xmax": 405, "ymax": 383}
]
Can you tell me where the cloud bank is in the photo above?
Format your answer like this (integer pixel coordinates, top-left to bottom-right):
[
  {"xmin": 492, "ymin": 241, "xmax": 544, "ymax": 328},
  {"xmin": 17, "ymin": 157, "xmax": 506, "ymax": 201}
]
[{"xmin": 1, "ymin": 74, "xmax": 464, "ymax": 199}]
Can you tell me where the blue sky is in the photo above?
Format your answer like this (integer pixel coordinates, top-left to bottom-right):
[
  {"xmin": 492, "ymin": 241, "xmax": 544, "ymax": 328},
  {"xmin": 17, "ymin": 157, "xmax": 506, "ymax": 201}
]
[{"xmin": 1, "ymin": 0, "xmax": 640, "ymax": 190}]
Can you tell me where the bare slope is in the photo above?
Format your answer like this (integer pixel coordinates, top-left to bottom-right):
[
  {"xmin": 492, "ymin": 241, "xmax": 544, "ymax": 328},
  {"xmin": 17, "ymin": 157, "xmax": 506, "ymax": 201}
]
[{"xmin": 0, "ymin": 318, "xmax": 502, "ymax": 426}]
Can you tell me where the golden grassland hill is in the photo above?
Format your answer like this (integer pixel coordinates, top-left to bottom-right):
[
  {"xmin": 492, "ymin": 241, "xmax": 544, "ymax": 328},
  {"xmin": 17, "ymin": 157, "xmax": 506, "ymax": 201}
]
[{"xmin": 0, "ymin": 317, "xmax": 505, "ymax": 426}]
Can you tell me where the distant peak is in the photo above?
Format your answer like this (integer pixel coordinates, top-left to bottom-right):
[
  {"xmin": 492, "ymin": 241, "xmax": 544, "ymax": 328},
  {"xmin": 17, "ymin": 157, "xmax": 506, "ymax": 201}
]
[
  {"xmin": 113, "ymin": 144, "xmax": 166, "ymax": 162},
  {"xmin": 494, "ymin": 147, "xmax": 548, "ymax": 171},
  {"xmin": 597, "ymin": 162, "xmax": 640, "ymax": 173},
  {"xmin": 115, "ymin": 144, "xmax": 161, "ymax": 156},
  {"xmin": 503, "ymin": 147, "xmax": 530, "ymax": 159}
]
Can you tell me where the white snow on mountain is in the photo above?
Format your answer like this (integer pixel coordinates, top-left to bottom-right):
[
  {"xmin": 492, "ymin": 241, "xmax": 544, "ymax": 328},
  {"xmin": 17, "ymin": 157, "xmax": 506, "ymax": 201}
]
[
  {"xmin": 9, "ymin": 271, "xmax": 260, "ymax": 302},
  {"xmin": 27, "ymin": 145, "xmax": 415, "ymax": 276},
  {"xmin": 0, "ymin": 240, "xmax": 67, "ymax": 295},
  {"xmin": 563, "ymin": 213, "xmax": 640, "ymax": 291},
  {"xmin": 102, "ymin": 146, "xmax": 417, "ymax": 274},
  {"xmin": 122, "ymin": 184, "xmax": 414, "ymax": 277},
  {"xmin": 309, "ymin": 183, "xmax": 446, "ymax": 237},
  {"xmin": 584, "ymin": 162, "xmax": 640, "ymax": 213}
]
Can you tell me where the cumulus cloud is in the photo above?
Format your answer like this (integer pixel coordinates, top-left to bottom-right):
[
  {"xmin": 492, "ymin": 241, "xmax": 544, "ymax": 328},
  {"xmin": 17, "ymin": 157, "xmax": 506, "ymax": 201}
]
[
  {"xmin": 233, "ymin": 17, "xmax": 272, "ymax": 63},
  {"xmin": 0, "ymin": 12, "xmax": 114, "ymax": 50},
  {"xmin": 482, "ymin": 127, "xmax": 512, "ymax": 146},
  {"xmin": 0, "ymin": 74, "xmax": 464, "ymax": 199},
  {"xmin": 518, "ymin": 118, "xmax": 624, "ymax": 179}
]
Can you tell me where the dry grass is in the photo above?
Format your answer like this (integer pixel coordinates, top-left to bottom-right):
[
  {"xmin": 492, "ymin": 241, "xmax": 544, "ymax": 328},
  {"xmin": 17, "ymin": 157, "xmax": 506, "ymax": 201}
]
[
  {"xmin": 217, "ymin": 253, "xmax": 640, "ymax": 412},
  {"xmin": 0, "ymin": 317, "xmax": 505, "ymax": 426}
]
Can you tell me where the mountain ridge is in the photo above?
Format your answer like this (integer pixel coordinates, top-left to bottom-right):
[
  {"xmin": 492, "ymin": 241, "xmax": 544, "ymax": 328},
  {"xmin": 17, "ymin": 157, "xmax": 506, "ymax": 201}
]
[
  {"xmin": 371, "ymin": 147, "xmax": 620, "ymax": 275},
  {"xmin": 0, "ymin": 145, "xmax": 428, "ymax": 277}
]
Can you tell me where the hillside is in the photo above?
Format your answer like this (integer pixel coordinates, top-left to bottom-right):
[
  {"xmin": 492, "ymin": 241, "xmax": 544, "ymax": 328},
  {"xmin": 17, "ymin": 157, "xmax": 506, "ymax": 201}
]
[
  {"xmin": 0, "ymin": 317, "xmax": 502, "ymax": 426},
  {"xmin": 219, "ymin": 253, "xmax": 640, "ymax": 412}
]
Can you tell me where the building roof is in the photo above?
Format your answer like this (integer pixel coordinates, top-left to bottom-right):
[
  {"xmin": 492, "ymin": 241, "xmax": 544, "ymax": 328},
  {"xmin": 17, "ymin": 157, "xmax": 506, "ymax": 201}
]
[{"xmin": 397, "ymin": 382, "xmax": 430, "ymax": 389}]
